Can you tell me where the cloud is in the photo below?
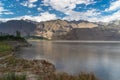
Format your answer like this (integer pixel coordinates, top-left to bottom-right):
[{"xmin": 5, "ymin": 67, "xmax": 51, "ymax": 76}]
[
  {"xmin": 42, "ymin": 0, "xmax": 99, "ymax": 22},
  {"xmin": 0, "ymin": 1, "xmax": 14, "ymax": 15},
  {"xmin": 37, "ymin": 7, "xmax": 43, "ymax": 11},
  {"xmin": 0, "ymin": 1, "xmax": 5, "ymax": 12},
  {"xmin": 100, "ymin": 10, "xmax": 120, "ymax": 22},
  {"xmin": 63, "ymin": 8, "xmax": 120, "ymax": 22},
  {"xmin": 43, "ymin": 0, "xmax": 95, "ymax": 13},
  {"xmin": 21, "ymin": 0, "xmax": 38, "ymax": 8},
  {"xmin": 0, "ymin": 7, "xmax": 4, "ymax": 12},
  {"xmin": 28, "ymin": 0, "xmax": 37, "ymax": 3},
  {"xmin": 1, "ymin": 0, "xmax": 120, "ymax": 22},
  {"xmin": 2, "ymin": 11, "xmax": 14, "ymax": 15},
  {"xmin": 82, "ymin": 10, "xmax": 120, "ymax": 22},
  {"xmin": 105, "ymin": 0, "xmax": 120, "ymax": 11},
  {"xmin": 0, "ymin": 12, "xmax": 57, "ymax": 22},
  {"xmin": 63, "ymin": 9, "xmax": 101, "ymax": 21},
  {"xmin": 23, "ymin": 12, "xmax": 57, "ymax": 22}
]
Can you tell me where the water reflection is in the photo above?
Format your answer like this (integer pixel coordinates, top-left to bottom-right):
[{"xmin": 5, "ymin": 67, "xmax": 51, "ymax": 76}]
[{"xmin": 18, "ymin": 41, "xmax": 120, "ymax": 80}]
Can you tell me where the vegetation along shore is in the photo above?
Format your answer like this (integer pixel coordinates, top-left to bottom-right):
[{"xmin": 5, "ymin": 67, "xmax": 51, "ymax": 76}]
[{"xmin": 0, "ymin": 33, "xmax": 99, "ymax": 80}]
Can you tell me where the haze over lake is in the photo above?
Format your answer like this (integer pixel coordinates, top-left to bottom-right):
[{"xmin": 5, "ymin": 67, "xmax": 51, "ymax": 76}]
[{"xmin": 17, "ymin": 40, "xmax": 120, "ymax": 80}]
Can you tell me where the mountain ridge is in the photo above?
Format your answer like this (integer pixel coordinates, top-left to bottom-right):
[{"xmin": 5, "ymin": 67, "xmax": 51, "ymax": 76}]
[{"xmin": 0, "ymin": 19, "xmax": 120, "ymax": 40}]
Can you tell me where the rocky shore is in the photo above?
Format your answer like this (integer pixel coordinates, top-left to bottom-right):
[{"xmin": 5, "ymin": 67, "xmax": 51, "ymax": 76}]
[
  {"xmin": 0, "ymin": 41, "xmax": 56, "ymax": 80},
  {"xmin": 0, "ymin": 41, "xmax": 98, "ymax": 80}
]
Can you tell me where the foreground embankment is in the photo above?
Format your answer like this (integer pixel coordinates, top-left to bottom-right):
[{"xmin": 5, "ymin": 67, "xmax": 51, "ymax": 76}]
[{"xmin": 0, "ymin": 41, "xmax": 99, "ymax": 80}]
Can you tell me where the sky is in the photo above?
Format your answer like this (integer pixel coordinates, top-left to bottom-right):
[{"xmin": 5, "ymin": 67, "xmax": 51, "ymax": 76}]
[{"xmin": 0, "ymin": 0, "xmax": 120, "ymax": 22}]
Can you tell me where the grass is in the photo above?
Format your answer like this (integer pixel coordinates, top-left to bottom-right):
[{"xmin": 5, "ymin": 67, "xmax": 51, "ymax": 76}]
[
  {"xmin": 0, "ymin": 42, "xmax": 13, "ymax": 57},
  {"xmin": 38, "ymin": 72, "xmax": 98, "ymax": 80},
  {"xmin": 0, "ymin": 36, "xmax": 99, "ymax": 80},
  {"xmin": 0, "ymin": 72, "xmax": 26, "ymax": 80},
  {"xmin": 0, "ymin": 56, "xmax": 99, "ymax": 80},
  {"xmin": 0, "ymin": 55, "xmax": 55, "ymax": 74},
  {"xmin": 0, "ymin": 72, "xmax": 98, "ymax": 80},
  {"xmin": 0, "ymin": 56, "xmax": 32, "ymax": 72}
]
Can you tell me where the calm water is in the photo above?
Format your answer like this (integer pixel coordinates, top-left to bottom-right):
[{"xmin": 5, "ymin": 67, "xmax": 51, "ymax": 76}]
[{"xmin": 17, "ymin": 40, "xmax": 120, "ymax": 80}]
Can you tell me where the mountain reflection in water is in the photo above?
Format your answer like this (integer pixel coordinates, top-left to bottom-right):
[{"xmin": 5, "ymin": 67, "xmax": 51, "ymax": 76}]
[{"xmin": 17, "ymin": 41, "xmax": 120, "ymax": 80}]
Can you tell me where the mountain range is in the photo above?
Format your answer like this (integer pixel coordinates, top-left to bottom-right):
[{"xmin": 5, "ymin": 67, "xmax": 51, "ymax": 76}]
[{"xmin": 0, "ymin": 19, "xmax": 120, "ymax": 40}]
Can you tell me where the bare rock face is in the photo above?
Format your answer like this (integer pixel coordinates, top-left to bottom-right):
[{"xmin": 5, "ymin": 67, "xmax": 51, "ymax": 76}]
[
  {"xmin": 1, "ymin": 19, "xmax": 120, "ymax": 40},
  {"xmin": 77, "ymin": 22, "xmax": 97, "ymax": 28},
  {"xmin": 0, "ymin": 19, "xmax": 98, "ymax": 39},
  {"xmin": 33, "ymin": 20, "xmax": 98, "ymax": 39},
  {"xmin": 33, "ymin": 20, "xmax": 71, "ymax": 39}
]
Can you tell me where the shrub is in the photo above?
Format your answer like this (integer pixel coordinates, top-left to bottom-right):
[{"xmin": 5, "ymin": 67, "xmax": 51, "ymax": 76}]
[{"xmin": 0, "ymin": 72, "xmax": 26, "ymax": 80}]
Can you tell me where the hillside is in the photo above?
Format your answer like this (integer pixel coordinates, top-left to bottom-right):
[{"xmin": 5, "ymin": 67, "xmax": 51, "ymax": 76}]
[
  {"xmin": 59, "ymin": 28, "xmax": 120, "ymax": 40},
  {"xmin": 0, "ymin": 19, "xmax": 120, "ymax": 40}
]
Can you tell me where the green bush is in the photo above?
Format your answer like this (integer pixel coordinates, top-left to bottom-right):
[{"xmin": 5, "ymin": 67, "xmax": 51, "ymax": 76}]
[
  {"xmin": 0, "ymin": 42, "xmax": 13, "ymax": 57},
  {"xmin": 0, "ymin": 72, "xmax": 26, "ymax": 80},
  {"xmin": 0, "ymin": 42, "xmax": 12, "ymax": 52},
  {"xmin": 0, "ymin": 35, "xmax": 26, "ymax": 42}
]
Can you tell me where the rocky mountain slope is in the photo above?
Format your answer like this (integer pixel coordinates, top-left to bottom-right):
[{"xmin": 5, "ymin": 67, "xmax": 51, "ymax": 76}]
[
  {"xmin": 33, "ymin": 20, "xmax": 98, "ymax": 39},
  {"xmin": 0, "ymin": 19, "xmax": 98, "ymax": 39},
  {"xmin": 0, "ymin": 19, "xmax": 120, "ymax": 40}
]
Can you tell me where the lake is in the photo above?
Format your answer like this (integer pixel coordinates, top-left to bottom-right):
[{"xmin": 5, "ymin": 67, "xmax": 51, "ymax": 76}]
[{"xmin": 17, "ymin": 40, "xmax": 120, "ymax": 80}]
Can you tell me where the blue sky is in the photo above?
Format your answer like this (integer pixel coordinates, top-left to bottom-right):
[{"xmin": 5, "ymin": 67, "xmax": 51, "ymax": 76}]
[{"xmin": 0, "ymin": 0, "xmax": 120, "ymax": 22}]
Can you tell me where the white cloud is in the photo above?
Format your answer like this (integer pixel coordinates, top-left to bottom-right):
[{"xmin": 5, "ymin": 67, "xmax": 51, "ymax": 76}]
[
  {"xmin": 28, "ymin": 3, "xmax": 36, "ymax": 8},
  {"xmin": 0, "ymin": 1, "xmax": 14, "ymax": 15},
  {"xmin": 42, "ymin": 0, "xmax": 99, "ymax": 22},
  {"xmin": 63, "ymin": 8, "xmax": 120, "ymax": 22},
  {"xmin": 28, "ymin": 11, "xmax": 31, "ymax": 13},
  {"xmin": 43, "ymin": 0, "xmax": 95, "ymax": 13},
  {"xmin": 41, "ymin": 0, "xmax": 120, "ymax": 22},
  {"xmin": 0, "ymin": 7, "xmax": 4, "ymax": 12},
  {"xmin": 1, "ymin": 9, "xmax": 120, "ymax": 22},
  {"xmin": 21, "ymin": 0, "xmax": 37, "ymax": 8},
  {"xmin": 105, "ymin": 0, "xmax": 120, "ymax": 11},
  {"xmin": 0, "ymin": 2, "xmax": 5, "ymax": 12},
  {"xmin": 82, "ymin": 10, "xmax": 120, "ymax": 22},
  {"xmin": 20, "ymin": 2, "xmax": 27, "ymax": 7},
  {"xmin": 21, "ymin": 1, "xmax": 36, "ymax": 8},
  {"xmin": 100, "ymin": 10, "xmax": 120, "ymax": 22},
  {"xmin": 0, "ymin": 12, "xmax": 57, "ymax": 22},
  {"xmin": 28, "ymin": 0, "xmax": 37, "ymax": 3},
  {"xmin": 2, "ymin": 11, "xmax": 14, "ymax": 15},
  {"xmin": 23, "ymin": 12, "xmax": 57, "ymax": 22},
  {"xmin": 37, "ymin": 7, "xmax": 43, "ymax": 11},
  {"xmin": 63, "ymin": 9, "xmax": 101, "ymax": 21}
]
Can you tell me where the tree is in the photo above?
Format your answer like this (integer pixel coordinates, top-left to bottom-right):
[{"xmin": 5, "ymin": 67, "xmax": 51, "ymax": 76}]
[{"xmin": 16, "ymin": 31, "xmax": 21, "ymax": 37}]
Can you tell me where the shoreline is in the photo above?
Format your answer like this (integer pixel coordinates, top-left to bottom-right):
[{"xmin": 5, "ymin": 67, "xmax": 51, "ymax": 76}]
[
  {"xmin": 27, "ymin": 39, "xmax": 120, "ymax": 43},
  {"xmin": 0, "ymin": 40, "xmax": 99, "ymax": 80},
  {"xmin": 0, "ymin": 41, "xmax": 56, "ymax": 80}
]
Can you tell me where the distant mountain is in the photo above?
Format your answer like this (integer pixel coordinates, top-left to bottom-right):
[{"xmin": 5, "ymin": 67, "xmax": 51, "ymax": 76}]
[
  {"xmin": 0, "ymin": 21, "xmax": 3, "ymax": 24},
  {"xmin": 59, "ymin": 28, "xmax": 120, "ymax": 40},
  {"xmin": 0, "ymin": 19, "xmax": 97, "ymax": 39},
  {"xmin": 97, "ymin": 20, "xmax": 120, "ymax": 30},
  {"xmin": 0, "ymin": 19, "xmax": 120, "ymax": 40},
  {"xmin": 0, "ymin": 20, "xmax": 36, "ymax": 36}
]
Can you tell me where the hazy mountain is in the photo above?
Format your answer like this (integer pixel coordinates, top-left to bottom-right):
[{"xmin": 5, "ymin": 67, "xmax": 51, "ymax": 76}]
[
  {"xmin": 0, "ymin": 20, "xmax": 36, "ymax": 36},
  {"xmin": 59, "ymin": 28, "xmax": 120, "ymax": 40},
  {"xmin": 97, "ymin": 20, "xmax": 120, "ymax": 30}
]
